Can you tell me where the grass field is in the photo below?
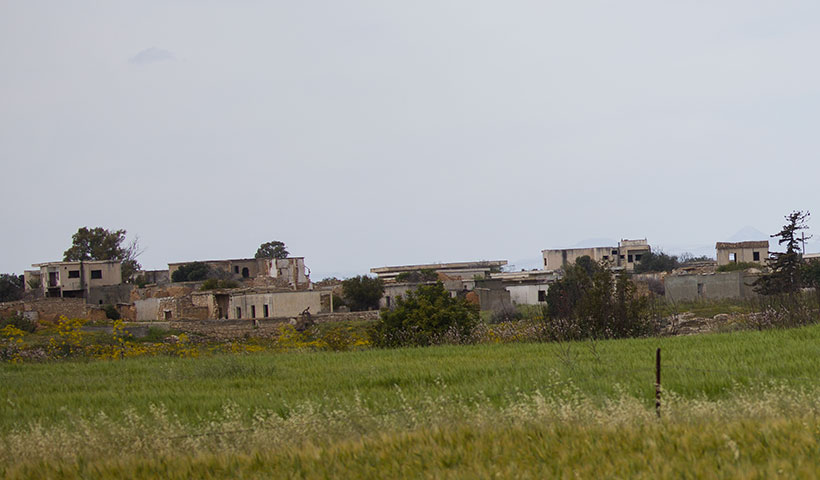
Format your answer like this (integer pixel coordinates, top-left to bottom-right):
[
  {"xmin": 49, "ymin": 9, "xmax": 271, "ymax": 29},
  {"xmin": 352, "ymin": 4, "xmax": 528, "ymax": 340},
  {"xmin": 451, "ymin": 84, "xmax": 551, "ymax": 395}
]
[{"xmin": 3, "ymin": 324, "xmax": 820, "ymax": 478}]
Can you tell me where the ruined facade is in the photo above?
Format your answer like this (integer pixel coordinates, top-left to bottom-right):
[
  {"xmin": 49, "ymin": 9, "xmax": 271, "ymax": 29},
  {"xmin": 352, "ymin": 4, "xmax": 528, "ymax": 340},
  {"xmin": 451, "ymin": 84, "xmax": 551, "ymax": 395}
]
[
  {"xmin": 715, "ymin": 241, "xmax": 769, "ymax": 266},
  {"xmin": 542, "ymin": 239, "xmax": 651, "ymax": 272},
  {"xmin": 31, "ymin": 260, "xmax": 122, "ymax": 299},
  {"xmin": 168, "ymin": 257, "xmax": 311, "ymax": 289},
  {"xmin": 371, "ymin": 260, "xmax": 507, "ymax": 284}
]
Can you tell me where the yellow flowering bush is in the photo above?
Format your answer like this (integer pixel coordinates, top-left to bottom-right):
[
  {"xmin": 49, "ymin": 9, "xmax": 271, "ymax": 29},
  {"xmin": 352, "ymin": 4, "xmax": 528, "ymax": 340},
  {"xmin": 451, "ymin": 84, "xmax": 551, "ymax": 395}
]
[
  {"xmin": 1, "ymin": 324, "xmax": 26, "ymax": 363},
  {"xmin": 47, "ymin": 316, "xmax": 86, "ymax": 358}
]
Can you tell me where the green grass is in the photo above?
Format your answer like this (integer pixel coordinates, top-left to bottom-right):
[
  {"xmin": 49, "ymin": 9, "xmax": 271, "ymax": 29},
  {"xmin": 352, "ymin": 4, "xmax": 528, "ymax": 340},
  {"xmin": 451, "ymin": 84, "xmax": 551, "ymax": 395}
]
[{"xmin": 4, "ymin": 324, "xmax": 820, "ymax": 477}]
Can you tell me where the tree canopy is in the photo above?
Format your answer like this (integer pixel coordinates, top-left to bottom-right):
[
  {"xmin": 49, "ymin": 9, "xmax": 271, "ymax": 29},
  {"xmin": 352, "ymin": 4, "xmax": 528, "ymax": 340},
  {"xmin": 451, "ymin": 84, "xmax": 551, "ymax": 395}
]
[
  {"xmin": 546, "ymin": 256, "xmax": 650, "ymax": 340},
  {"xmin": 0, "ymin": 274, "xmax": 24, "ymax": 303},
  {"xmin": 63, "ymin": 227, "xmax": 142, "ymax": 282},
  {"xmin": 255, "ymin": 241, "xmax": 289, "ymax": 259},
  {"xmin": 373, "ymin": 282, "xmax": 479, "ymax": 347},
  {"xmin": 341, "ymin": 275, "xmax": 384, "ymax": 311},
  {"xmin": 171, "ymin": 263, "xmax": 212, "ymax": 283},
  {"xmin": 754, "ymin": 211, "xmax": 811, "ymax": 295}
]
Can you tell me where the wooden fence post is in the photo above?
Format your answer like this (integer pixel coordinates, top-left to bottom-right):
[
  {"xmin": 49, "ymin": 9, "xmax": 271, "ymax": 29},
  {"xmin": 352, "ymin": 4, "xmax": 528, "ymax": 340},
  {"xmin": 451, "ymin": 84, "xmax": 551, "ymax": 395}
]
[{"xmin": 655, "ymin": 347, "xmax": 661, "ymax": 418}]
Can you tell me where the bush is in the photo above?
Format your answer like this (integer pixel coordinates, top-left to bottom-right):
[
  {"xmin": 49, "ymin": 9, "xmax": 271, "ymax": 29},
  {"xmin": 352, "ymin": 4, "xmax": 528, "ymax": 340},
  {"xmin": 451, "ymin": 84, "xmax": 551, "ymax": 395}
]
[
  {"xmin": 342, "ymin": 276, "xmax": 384, "ymax": 311},
  {"xmin": 717, "ymin": 262, "xmax": 760, "ymax": 273},
  {"xmin": 103, "ymin": 305, "xmax": 121, "ymax": 320},
  {"xmin": 171, "ymin": 263, "xmax": 212, "ymax": 282},
  {"xmin": 546, "ymin": 256, "xmax": 651, "ymax": 340},
  {"xmin": 200, "ymin": 279, "xmax": 240, "ymax": 290},
  {"xmin": 633, "ymin": 251, "xmax": 679, "ymax": 273},
  {"xmin": 372, "ymin": 282, "xmax": 479, "ymax": 347},
  {"xmin": 1, "ymin": 312, "xmax": 37, "ymax": 333}
]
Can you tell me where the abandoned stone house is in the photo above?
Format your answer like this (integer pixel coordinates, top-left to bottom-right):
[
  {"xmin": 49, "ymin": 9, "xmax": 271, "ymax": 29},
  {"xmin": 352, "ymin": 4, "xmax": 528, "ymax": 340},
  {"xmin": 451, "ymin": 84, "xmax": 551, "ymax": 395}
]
[
  {"xmin": 542, "ymin": 239, "xmax": 651, "ymax": 272},
  {"xmin": 168, "ymin": 257, "xmax": 311, "ymax": 289},
  {"xmin": 370, "ymin": 260, "xmax": 508, "ymax": 284},
  {"xmin": 490, "ymin": 270, "xmax": 560, "ymax": 305},
  {"xmin": 715, "ymin": 241, "xmax": 769, "ymax": 266},
  {"xmin": 28, "ymin": 260, "xmax": 122, "ymax": 299}
]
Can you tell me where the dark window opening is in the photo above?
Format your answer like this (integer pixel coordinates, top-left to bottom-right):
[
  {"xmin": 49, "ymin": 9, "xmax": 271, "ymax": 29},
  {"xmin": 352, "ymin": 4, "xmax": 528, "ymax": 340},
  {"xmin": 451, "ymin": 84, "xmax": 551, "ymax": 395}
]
[
  {"xmin": 628, "ymin": 254, "xmax": 633, "ymax": 263},
  {"xmin": 611, "ymin": 250, "xmax": 618, "ymax": 255},
  {"xmin": 697, "ymin": 283, "xmax": 704, "ymax": 296},
  {"xmin": 635, "ymin": 254, "xmax": 643, "ymax": 262},
  {"xmin": 90, "ymin": 270, "xmax": 102, "ymax": 279},
  {"xmin": 729, "ymin": 253, "xmax": 737, "ymax": 262},
  {"xmin": 620, "ymin": 255, "xmax": 625, "ymax": 260},
  {"xmin": 538, "ymin": 290, "xmax": 547, "ymax": 302},
  {"xmin": 263, "ymin": 304, "xmax": 269, "ymax": 317},
  {"xmin": 236, "ymin": 307, "xmax": 242, "ymax": 319},
  {"xmin": 164, "ymin": 310, "xmax": 172, "ymax": 320},
  {"xmin": 234, "ymin": 266, "xmax": 239, "ymax": 274},
  {"xmin": 603, "ymin": 255, "xmax": 609, "ymax": 260},
  {"xmin": 753, "ymin": 251, "xmax": 760, "ymax": 261},
  {"xmin": 68, "ymin": 270, "xmax": 80, "ymax": 278},
  {"xmin": 242, "ymin": 267, "xmax": 250, "ymax": 278},
  {"xmin": 386, "ymin": 296, "xmax": 391, "ymax": 308},
  {"xmin": 99, "ymin": 300, "xmax": 103, "ymax": 305},
  {"xmin": 251, "ymin": 305, "xmax": 256, "ymax": 318}
]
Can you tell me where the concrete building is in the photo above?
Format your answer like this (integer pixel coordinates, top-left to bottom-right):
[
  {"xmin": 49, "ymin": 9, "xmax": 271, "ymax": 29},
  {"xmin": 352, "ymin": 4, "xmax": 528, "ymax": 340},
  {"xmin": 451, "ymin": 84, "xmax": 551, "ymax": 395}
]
[
  {"xmin": 189, "ymin": 288, "xmax": 329, "ymax": 320},
  {"xmin": 371, "ymin": 260, "xmax": 507, "ymax": 284},
  {"xmin": 715, "ymin": 241, "xmax": 769, "ymax": 267},
  {"xmin": 31, "ymin": 260, "xmax": 122, "ymax": 299},
  {"xmin": 542, "ymin": 239, "xmax": 651, "ymax": 272},
  {"xmin": 665, "ymin": 271, "xmax": 761, "ymax": 302},
  {"xmin": 168, "ymin": 257, "xmax": 310, "ymax": 289},
  {"xmin": 490, "ymin": 270, "xmax": 561, "ymax": 305}
]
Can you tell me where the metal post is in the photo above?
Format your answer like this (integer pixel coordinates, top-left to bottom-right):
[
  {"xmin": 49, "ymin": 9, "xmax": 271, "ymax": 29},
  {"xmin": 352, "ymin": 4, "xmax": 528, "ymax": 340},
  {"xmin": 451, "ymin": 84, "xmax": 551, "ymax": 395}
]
[{"xmin": 655, "ymin": 348, "xmax": 661, "ymax": 418}]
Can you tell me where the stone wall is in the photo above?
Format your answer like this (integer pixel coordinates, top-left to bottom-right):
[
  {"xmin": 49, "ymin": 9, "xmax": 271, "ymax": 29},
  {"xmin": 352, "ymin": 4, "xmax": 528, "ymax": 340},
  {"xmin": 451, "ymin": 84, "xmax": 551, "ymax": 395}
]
[
  {"xmin": 0, "ymin": 298, "xmax": 109, "ymax": 323},
  {"xmin": 170, "ymin": 311, "xmax": 379, "ymax": 340}
]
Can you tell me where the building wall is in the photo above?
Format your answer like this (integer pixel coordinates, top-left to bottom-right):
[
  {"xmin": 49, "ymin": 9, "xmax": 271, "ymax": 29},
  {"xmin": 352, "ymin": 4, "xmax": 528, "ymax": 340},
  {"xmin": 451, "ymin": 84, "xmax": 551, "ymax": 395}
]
[
  {"xmin": 543, "ymin": 247, "xmax": 614, "ymax": 270},
  {"xmin": 228, "ymin": 291, "xmax": 324, "ymax": 319},
  {"xmin": 665, "ymin": 272, "xmax": 761, "ymax": 302},
  {"xmin": 87, "ymin": 284, "xmax": 133, "ymax": 306},
  {"xmin": 716, "ymin": 247, "xmax": 767, "ymax": 266},
  {"xmin": 506, "ymin": 284, "xmax": 548, "ymax": 305}
]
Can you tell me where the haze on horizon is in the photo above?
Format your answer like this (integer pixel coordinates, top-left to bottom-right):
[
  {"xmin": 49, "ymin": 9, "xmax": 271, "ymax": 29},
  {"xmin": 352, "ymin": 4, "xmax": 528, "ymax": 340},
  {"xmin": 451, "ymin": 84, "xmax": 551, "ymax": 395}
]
[{"xmin": 2, "ymin": 1, "xmax": 819, "ymax": 280}]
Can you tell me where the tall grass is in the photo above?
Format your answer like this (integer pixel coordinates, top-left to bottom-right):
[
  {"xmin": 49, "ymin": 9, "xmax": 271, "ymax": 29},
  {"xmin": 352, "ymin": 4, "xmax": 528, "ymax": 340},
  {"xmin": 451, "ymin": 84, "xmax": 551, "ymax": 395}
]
[{"xmin": 4, "ymin": 323, "xmax": 820, "ymax": 477}]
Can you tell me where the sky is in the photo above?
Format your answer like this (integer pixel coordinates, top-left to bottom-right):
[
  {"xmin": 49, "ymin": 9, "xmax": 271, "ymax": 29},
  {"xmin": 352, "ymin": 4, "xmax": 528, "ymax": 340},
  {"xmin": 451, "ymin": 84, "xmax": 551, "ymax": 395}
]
[{"xmin": 2, "ymin": 1, "xmax": 820, "ymax": 279}]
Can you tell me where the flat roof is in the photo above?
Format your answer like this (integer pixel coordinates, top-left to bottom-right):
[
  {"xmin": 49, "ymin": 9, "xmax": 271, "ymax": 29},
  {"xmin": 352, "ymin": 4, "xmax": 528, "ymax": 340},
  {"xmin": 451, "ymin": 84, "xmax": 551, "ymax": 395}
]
[
  {"xmin": 32, "ymin": 260, "xmax": 120, "ymax": 267},
  {"xmin": 715, "ymin": 241, "xmax": 769, "ymax": 249},
  {"xmin": 371, "ymin": 260, "xmax": 507, "ymax": 274}
]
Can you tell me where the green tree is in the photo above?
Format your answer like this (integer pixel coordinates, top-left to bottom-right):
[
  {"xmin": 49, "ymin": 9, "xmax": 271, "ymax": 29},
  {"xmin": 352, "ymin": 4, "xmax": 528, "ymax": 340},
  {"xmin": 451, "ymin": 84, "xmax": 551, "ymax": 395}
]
[
  {"xmin": 0, "ymin": 274, "xmax": 24, "ymax": 303},
  {"xmin": 633, "ymin": 251, "xmax": 680, "ymax": 273},
  {"xmin": 255, "ymin": 241, "xmax": 289, "ymax": 259},
  {"xmin": 546, "ymin": 256, "xmax": 650, "ymax": 340},
  {"xmin": 373, "ymin": 282, "xmax": 479, "ymax": 347},
  {"xmin": 171, "ymin": 262, "xmax": 212, "ymax": 282},
  {"xmin": 63, "ymin": 227, "xmax": 142, "ymax": 282},
  {"xmin": 754, "ymin": 211, "xmax": 810, "ymax": 295},
  {"xmin": 341, "ymin": 275, "xmax": 384, "ymax": 311}
]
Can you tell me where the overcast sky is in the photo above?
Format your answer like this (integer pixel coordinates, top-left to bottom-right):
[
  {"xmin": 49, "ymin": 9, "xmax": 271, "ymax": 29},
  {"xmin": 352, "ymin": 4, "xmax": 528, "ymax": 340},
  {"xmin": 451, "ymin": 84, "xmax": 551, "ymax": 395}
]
[{"xmin": 2, "ymin": 1, "xmax": 819, "ymax": 279}]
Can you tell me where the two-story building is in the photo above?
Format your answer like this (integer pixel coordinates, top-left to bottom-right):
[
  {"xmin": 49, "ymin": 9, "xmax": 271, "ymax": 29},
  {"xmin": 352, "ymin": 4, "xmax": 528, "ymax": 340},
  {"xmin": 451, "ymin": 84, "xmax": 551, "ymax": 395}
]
[{"xmin": 31, "ymin": 260, "xmax": 122, "ymax": 299}]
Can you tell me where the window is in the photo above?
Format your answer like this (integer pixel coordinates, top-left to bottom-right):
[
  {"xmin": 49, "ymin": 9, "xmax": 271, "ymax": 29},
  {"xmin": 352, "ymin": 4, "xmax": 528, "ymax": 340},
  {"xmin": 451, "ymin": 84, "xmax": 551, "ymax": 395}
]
[
  {"xmin": 234, "ymin": 266, "xmax": 239, "ymax": 274},
  {"xmin": 263, "ymin": 304, "xmax": 269, "ymax": 317},
  {"xmin": 697, "ymin": 283, "xmax": 704, "ymax": 297},
  {"xmin": 635, "ymin": 254, "xmax": 642, "ymax": 262},
  {"xmin": 602, "ymin": 255, "xmax": 609, "ymax": 260},
  {"xmin": 611, "ymin": 250, "xmax": 618, "ymax": 255},
  {"xmin": 386, "ymin": 296, "xmax": 391, "ymax": 308},
  {"xmin": 628, "ymin": 254, "xmax": 633, "ymax": 263},
  {"xmin": 620, "ymin": 255, "xmax": 625, "ymax": 260},
  {"xmin": 90, "ymin": 270, "xmax": 102, "ymax": 279},
  {"xmin": 538, "ymin": 290, "xmax": 547, "ymax": 302},
  {"xmin": 236, "ymin": 307, "xmax": 242, "ymax": 318},
  {"xmin": 729, "ymin": 253, "xmax": 737, "ymax": 262},
  {"xmin": 251, "ymin": 305, "xmax": 256, "ymax": 318},
  {"xmin": 242, "ymin": 267, "xmax": 250, "ymax": 278},
  {"xmin": 68, "ymin": 270, "xmax": 80, "ymax": 278},
  {"xmin": 753, "ymin": 251, "xmax": 760, "ymax": 261}
]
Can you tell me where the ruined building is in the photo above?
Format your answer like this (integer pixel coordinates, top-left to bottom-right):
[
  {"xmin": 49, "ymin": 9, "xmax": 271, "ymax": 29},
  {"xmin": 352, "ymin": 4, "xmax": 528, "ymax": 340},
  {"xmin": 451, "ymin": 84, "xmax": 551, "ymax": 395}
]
[
  {"xmin": 715, "ymin": 241, "xmax": 769, "ymax": 267},
  {"xmin": 542, "ymin": 239, "xmax": 651, "ymax": 271}
]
